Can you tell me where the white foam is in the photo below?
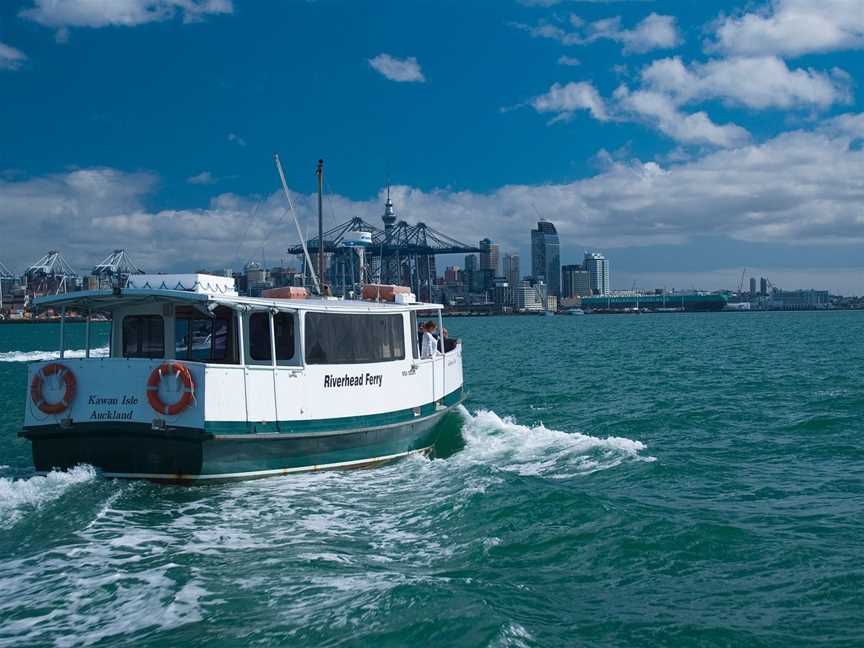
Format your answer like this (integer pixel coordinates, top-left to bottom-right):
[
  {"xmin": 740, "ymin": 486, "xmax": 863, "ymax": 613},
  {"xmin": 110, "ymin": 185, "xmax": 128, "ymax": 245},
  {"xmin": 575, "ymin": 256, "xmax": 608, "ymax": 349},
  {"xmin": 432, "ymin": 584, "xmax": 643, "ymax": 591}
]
[
  {"xmin": 491, "ymin": 622, "xmax": 534, "ymax": 648},
  {"xmin": 0, "ymin": 347, "xmax": 109, "ymax": 362},
  {"xmin": 455, "ymin": 407, "xmax": 654, "ymax": 478},
  {"xmin": 0, "ymin": 465, "xmax": 97, "ymax": 527}
]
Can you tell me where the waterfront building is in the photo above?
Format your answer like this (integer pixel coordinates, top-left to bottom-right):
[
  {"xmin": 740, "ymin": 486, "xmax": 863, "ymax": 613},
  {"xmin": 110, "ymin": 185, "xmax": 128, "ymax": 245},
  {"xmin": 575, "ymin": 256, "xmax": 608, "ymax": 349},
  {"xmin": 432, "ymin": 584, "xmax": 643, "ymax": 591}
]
[
  {"xmin": 492, "ymin": 278, "xmax": 512, "ymax": 310},
  {"xmin": 584, "ymin": 252, "xmax": 610, "ymax": 295},
  {"xmin": 514, "ymin": 281, "xmax": 543, "ymax": 312},
  {"xmin": 771, "ymin": 289, "xmax": 830, "ymax": 310},
  {"xmin": 561, "ymin": 264, "xmax": 591, "ymax": 298},
  {"xmin": 760, "ymin": 277, "xmax": 768, "ymax": 296},
  {"xmin": 244, "ymin": 261, "xmax": 267, "ymax": 287},
  {"xmin": 531, "ymin": 220, "xmax": 561, "ymax": 296},
  {"xmin": 503, "ymin": 253, "xmax": 520, "ymax": 289},
  {"xmin": 479, "ymin": 238, "xmax": 500, "ymax": 277},
  {"xmin": 269, "ymin": 266, "xmax": 298, "ymax": 288},
  {"xmin": 473, "ymin": 269, "xmax": 494, "ymax": 293},
  {"xmin": 444, "ymin": 266, "xmax": 462, "ymax": 284},
  {"xmin": 749, "ymin": 277, "xmax": 757, "ymax": 295}
]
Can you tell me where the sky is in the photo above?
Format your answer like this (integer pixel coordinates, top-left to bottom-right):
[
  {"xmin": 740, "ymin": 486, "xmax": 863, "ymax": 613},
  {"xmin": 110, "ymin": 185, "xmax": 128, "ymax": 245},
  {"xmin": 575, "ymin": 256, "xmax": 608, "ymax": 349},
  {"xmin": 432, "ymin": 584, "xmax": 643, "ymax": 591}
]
[{"xmin": 0, "ymin": 0, "xmax": 863, "ymax": 293}]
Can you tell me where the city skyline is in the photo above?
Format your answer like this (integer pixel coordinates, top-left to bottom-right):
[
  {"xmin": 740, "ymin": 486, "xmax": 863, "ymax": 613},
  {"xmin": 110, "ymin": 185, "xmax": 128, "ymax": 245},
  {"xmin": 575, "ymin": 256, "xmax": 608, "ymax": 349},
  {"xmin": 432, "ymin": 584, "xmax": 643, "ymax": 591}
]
[{"xmin": 0, "ymin": 1, "xmax": 862, "ymax": 294}]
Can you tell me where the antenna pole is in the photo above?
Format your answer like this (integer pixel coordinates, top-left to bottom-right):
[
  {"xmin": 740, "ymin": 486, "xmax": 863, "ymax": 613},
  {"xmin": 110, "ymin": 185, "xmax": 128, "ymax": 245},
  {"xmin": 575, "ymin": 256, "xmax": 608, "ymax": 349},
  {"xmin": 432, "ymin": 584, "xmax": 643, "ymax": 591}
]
[
  {"xmin": 274, "ymin": 154, "xmax": 321, "ymax": 294},
  {"xmin": 316, "ymin": 159, "xmax": 324, "ymax": 292}
]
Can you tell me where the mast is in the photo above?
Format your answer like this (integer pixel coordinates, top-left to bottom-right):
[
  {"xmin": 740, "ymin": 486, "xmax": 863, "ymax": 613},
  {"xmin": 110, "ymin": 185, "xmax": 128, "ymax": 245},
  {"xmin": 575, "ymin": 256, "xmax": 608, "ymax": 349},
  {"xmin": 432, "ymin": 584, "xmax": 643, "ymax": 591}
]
[
  {"xmin": 274, "ymin": 154, "xmax": 320, "ymax": 294},
  {"xmin": 316, "ymin": 159, "xmax": 324, "ymax": 292}
]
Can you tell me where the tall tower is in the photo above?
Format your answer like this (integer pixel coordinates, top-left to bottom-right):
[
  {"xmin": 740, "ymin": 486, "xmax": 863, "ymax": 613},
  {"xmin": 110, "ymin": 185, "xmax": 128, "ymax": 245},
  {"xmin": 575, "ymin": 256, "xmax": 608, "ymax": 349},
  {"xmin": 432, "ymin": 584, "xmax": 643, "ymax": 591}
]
[
  {"xmin": 382, "ymin": 186, "xmax": 396, "ymax": 234},
  {"xmin": 531, "ymin": 220, "xmax": 561, "ymax": 296},
  {"xmin": 503, "ymin": 253, "xmax": 520, "ymax": 287},
  {"xmin": 479, "ymin": 238, "xmax": 500, "ymax": 276},
  {"xmin": 584, "ymin": 252, "xmax": 610, "ymax": 295}
]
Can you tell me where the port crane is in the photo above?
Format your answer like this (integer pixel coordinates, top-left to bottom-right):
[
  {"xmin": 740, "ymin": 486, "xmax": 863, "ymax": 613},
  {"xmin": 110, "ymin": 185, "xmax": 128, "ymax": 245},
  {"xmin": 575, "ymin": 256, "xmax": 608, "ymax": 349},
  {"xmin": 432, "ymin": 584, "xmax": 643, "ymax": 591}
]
[
  {"xmin": 25, "ymin": 251, "xmax": 79, "ymax": 296},
  {"xmin": 92, "ymin": 249, "xmax": 144, "ymax": 288}
]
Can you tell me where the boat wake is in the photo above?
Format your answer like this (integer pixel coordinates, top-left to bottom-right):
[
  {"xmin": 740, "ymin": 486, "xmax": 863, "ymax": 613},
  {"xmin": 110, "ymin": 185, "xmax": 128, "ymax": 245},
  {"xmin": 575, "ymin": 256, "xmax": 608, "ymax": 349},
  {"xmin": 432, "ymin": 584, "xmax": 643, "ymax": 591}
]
[
  {"xmin": 0, "ymin": 465, "xmax": 97, "ymax": 528},
  {"xmin": 0, "ymin": 347, "xmax": 109, "ymax": 362},
  {"xmin": 454, "ymin": 407, "xmax": 654, "ymax": 478}
]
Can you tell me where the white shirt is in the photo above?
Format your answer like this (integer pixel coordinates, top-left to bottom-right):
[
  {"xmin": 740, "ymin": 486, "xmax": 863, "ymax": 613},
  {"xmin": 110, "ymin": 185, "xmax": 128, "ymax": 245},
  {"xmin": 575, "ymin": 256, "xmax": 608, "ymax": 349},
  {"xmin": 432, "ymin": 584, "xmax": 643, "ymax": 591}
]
[{"xmin": 421, "ymin": 331, "xmax": 439, "ymax": 358}]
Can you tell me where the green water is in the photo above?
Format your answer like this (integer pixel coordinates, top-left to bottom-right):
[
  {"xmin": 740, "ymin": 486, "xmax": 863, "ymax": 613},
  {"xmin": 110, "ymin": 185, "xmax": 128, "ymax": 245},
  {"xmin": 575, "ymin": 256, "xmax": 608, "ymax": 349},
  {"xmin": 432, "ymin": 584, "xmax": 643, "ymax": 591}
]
[{"xmin": 1, "ymin": 313, "xmax": 863, "ymax": 646}]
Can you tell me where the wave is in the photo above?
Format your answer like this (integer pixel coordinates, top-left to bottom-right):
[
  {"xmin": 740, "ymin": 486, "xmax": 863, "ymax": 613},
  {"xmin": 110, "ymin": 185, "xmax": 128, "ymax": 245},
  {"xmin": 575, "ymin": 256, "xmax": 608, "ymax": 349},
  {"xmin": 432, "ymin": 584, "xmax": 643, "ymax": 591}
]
[
  {"xmin": 0, "ymin": 347, "xmax": 109, "ymax": 363},
  {"xmin": 455, "ymin": 407, "xmax": 654, "ymax": 478},
  {"xmin": 0, "ymin": 465, "xmax": 97, "ymax": 527}
]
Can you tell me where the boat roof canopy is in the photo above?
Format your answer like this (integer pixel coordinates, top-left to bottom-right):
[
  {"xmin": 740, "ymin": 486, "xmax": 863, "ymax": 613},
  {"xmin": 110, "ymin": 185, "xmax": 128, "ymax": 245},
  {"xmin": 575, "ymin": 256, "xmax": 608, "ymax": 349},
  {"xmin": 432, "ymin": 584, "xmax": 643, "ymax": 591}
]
[{"xmin": 32, "ymin": 288, "xmax": 444, "ymax": 314}]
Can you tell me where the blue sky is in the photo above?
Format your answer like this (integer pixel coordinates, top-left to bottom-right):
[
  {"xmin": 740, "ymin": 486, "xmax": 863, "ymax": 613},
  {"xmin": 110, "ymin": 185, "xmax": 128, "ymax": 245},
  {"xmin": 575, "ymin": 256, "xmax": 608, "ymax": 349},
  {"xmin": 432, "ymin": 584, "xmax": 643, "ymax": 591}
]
[{"xmin": 0, "ymin": 0, "xmax": 863, "ymax": 293}]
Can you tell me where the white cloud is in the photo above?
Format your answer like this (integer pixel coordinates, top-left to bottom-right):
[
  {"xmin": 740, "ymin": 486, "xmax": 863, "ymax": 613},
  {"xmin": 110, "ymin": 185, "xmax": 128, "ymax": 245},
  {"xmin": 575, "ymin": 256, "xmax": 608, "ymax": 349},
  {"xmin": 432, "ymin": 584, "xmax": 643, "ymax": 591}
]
[
  {"xmin": 187, "ymin": 171, "xmax": 216, "ymax": 185},
  {"xmin": 708, "ymin": 0, "xmax": 864, "ymax": 57},
  {"xmin": 0, "ymin": 42, "xmax": 27, "ymax": 71},
  {"xmin": 227, "ymin": 133, "xmax": 246, "ymax": 147},
  {"xmin": 614, "ymin": 86, "xmax": 750, "ymax": 147},
  {"xmin": 641, "ymin": 56, "xmax": 852, "ymax": 111},
  {"xmin": 367, "ymin": 53, "xmax": 425, "ymax": 83},
  {"xmin": 530, "ymin": 81, "xmax": 609, "ymax": 122},
  {"xmin": 526, "ymin": 80, "xmax": 748, "ymax": 147},
  {"xmin": 20, "ymin": 0, "xmax": 232, "ymax": 31},
  {"xmin": 1, "ymin": 117, "xmax": 862, "ymax": 275},
  {"xmin": 513, "ymin": 12, "xmax": 682, "ymax": 54},
  {"xmin": 526, "ymin": 49, "xmax": 852, "ymax": 147},
  {"xmin": 613, "ymin": 12, "xmax": 681, "ymax": 54},
  {"xmin": 557, "ymin": 55, "xmax": 581, "ymax": 66}
]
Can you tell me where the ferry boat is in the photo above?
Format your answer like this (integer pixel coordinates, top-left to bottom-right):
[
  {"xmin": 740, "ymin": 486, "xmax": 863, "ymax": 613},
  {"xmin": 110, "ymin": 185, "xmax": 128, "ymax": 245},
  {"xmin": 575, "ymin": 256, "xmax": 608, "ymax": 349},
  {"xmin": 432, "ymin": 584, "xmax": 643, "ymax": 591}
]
[{"xmin": 19, "ymin": 274, "xmax": 465, "ymax": 482}]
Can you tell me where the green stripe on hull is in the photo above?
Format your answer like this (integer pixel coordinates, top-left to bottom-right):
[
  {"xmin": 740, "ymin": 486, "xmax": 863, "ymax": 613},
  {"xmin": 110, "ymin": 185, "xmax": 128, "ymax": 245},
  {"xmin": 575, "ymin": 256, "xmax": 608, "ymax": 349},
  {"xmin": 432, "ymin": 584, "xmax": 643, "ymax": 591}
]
[{"xmin": 205, "ymin": 387, "xmax": 465, "ymax": 436}]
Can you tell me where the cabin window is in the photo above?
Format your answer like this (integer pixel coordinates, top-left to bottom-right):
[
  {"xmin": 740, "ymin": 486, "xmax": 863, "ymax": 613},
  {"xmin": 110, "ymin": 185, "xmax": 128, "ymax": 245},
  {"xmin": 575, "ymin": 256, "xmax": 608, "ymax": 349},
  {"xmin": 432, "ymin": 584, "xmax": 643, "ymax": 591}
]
[
  {"xmin": 175, "ymin": 315, "xmax": 233, "ymax": 363},
  {"xmin": 122, "ymin": 315, "xmax": 165, "ymax": 358},
  {"xmin": 304, "ymin": 312, "xmax": 405, "ymax": 364},
  {"xmin": 249, "ymin": 312, "xmax": 295, "ymax": 361},
  {"xmin": 410, "ymin": 311, "xmax": 419, "ymax": 359}
]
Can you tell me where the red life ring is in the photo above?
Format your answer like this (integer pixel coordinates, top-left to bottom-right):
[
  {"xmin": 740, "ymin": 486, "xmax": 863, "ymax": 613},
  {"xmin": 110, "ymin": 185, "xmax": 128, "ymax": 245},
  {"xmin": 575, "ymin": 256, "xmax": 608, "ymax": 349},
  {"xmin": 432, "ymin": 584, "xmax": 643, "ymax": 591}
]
[
  {"xmin": 31, "ymin": 363, "xmax": 76, "ymax": 415},
  {"xmin": 147, "ymin": 362, "xmax": 195, "ymax": 416}
]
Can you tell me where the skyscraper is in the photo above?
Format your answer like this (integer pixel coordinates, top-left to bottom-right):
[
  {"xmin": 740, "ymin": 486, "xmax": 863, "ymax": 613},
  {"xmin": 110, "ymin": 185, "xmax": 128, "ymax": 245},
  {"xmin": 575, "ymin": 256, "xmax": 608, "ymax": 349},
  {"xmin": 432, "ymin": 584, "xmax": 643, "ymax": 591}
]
[
  {"xmin": 584, "ymin": 252, "xmax": 610, "ymax": 295},
  {"xmin": 561, "ymin": 264, "xmax": 591, "ymax": 298},
  {"xmin": 531, "ymin": 220, "xmax": 561, "ymax": 296},
  {"xmin": 479, "ymin": 238, "xmax": 500, "ymax": 276},
  {"xmin": 503, "ymin": 253, "xmax": 520, "ymax": 288},
  {"xmin": 749, "ymin": 277, "xmax": 757, "ymax": 295}
]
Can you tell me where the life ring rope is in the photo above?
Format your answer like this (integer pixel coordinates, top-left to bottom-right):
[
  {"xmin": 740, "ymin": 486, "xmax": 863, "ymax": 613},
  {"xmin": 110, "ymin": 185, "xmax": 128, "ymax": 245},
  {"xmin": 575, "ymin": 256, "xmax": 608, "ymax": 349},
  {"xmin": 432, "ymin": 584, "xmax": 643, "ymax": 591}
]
[{"xmin": 147, "ymin": 362, "xmax": 195, "ymax": 416}]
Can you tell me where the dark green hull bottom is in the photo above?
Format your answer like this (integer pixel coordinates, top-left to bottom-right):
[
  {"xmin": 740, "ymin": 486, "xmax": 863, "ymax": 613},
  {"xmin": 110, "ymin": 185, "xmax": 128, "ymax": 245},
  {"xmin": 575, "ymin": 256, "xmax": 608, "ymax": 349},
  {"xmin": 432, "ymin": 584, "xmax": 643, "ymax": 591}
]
[{"xmin": 22, "ymin": 392, "xmax": 465, "ymax": 483}]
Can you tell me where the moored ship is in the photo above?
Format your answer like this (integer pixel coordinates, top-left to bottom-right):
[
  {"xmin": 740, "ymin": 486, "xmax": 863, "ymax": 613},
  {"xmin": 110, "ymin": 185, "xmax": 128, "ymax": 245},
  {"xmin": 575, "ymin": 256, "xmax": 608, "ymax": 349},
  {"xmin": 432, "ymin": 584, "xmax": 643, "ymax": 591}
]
[{"xmin": 581, "ymin": 293, "xmax": 727, "ymax": 313}]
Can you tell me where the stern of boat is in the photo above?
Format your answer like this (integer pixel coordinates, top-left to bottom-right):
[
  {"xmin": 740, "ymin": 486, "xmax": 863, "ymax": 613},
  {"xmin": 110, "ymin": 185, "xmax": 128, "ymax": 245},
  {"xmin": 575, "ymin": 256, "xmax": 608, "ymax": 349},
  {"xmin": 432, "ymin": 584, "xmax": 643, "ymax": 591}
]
[{"xmin": 20, "ymin": 357, "xmax": 209, "ymax": 476}]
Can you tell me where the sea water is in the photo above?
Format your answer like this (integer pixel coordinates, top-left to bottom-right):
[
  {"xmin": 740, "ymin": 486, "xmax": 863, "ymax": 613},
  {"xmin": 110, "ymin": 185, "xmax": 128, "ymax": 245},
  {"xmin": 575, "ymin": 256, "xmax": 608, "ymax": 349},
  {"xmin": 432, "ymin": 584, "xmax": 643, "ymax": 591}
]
[{"xmin": 0, "ymin": 312, "xmax": 863, "ymax": 646}]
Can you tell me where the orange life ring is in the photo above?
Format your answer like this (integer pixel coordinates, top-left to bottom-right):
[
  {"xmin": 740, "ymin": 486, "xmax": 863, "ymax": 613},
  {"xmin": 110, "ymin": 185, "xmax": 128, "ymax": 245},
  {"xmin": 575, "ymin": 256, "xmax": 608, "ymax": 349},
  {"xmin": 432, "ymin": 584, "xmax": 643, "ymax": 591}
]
[
  {"xmin": 31, "ymin": 363, "xmax": 76, "ymax": 415},
  {"xmin": 147, "ymin": 362, "xmax": 195, "ymax": 416}
]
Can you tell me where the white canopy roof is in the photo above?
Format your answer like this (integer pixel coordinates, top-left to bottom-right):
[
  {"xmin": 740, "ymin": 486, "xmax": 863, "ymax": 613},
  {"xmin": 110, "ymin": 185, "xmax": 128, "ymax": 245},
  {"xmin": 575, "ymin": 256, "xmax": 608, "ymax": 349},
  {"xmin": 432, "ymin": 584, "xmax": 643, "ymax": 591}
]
[{"xmin": 33, "ymin": 288, "xmax": 442, "ymax": 314}]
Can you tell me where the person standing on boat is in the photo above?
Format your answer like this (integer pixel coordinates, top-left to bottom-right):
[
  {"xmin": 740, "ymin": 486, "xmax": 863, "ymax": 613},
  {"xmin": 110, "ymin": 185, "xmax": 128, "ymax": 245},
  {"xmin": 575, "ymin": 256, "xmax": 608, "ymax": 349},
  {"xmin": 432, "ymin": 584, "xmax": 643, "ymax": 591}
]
[{"xmin": 421, "ymin": 320, "xmax": 439, "ymax": 358}]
